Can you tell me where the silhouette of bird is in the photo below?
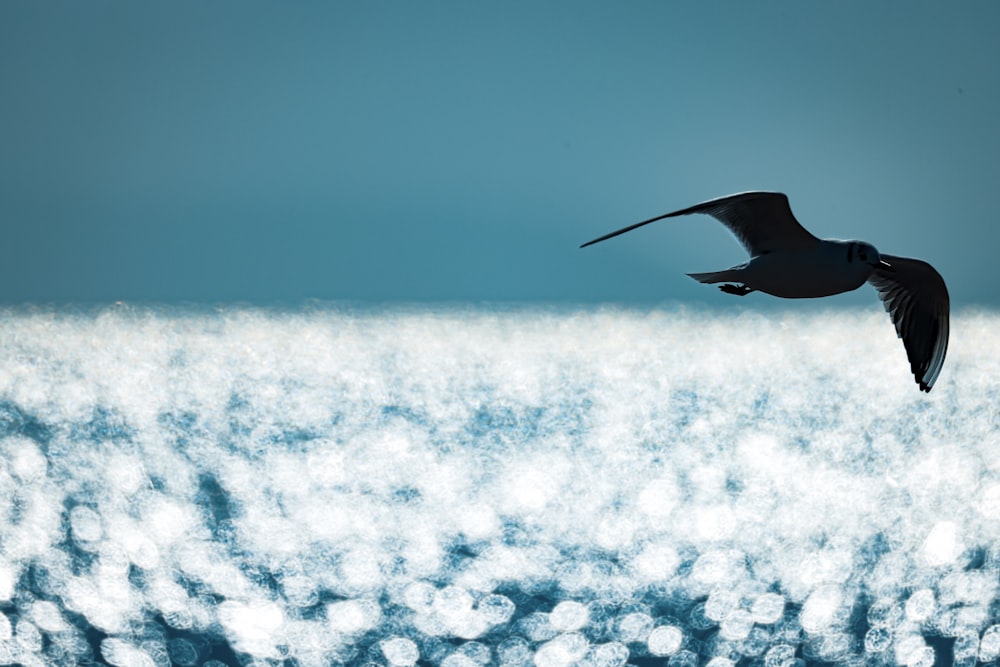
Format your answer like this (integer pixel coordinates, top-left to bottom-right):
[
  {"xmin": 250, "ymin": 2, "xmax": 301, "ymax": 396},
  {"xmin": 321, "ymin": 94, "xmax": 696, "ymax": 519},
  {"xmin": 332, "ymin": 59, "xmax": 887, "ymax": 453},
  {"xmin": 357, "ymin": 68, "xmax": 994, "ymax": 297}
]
[{"xmin": 580, "ymin": 191, "xmax": 949, "ymax": 392}]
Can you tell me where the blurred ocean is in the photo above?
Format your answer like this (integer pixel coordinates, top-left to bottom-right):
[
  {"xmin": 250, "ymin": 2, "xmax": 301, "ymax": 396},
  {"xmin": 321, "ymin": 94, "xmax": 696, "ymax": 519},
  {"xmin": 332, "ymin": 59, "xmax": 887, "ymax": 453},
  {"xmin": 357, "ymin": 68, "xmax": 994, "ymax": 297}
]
[{"xmin": 0, "ymin": 305, "xmax": 997, "ymax": 667}]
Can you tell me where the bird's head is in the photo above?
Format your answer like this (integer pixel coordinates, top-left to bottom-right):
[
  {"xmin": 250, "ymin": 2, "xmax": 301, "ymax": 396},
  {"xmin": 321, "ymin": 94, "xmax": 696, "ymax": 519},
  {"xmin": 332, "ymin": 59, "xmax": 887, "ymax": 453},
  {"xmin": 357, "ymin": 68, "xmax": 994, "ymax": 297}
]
[{"xmin": 848, "ymin": 241, "xmax": 894, "ymax": 272}]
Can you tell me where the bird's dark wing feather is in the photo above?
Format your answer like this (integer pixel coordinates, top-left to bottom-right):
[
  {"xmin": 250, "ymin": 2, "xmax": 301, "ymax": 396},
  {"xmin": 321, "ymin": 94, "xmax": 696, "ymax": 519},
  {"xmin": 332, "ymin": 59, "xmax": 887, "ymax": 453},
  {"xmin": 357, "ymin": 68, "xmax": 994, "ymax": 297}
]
[
  {"xmin": 580, "ymin": 191, "xmax": 820, "ymax": 256},
  {"xmin": 868, "ymin": 255, "xmax": 950, "ymax": 392}
]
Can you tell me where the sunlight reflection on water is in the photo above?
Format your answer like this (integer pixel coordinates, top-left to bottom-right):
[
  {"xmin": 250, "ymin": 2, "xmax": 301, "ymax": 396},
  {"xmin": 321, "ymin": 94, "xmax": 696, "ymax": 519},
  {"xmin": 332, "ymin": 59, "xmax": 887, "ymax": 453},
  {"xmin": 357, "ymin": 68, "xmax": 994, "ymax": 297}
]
[{"xmin": 0, "ymin": 305, "xmax": 995, "ymax": 666}]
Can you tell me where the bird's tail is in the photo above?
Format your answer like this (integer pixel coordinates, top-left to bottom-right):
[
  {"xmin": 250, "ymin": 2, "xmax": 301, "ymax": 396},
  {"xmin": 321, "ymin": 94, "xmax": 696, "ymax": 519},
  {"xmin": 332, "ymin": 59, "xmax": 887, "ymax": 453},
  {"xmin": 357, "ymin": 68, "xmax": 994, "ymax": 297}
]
[{"xmin": 687, "ymin": 269, "xmax": 739, "ymax": 284}]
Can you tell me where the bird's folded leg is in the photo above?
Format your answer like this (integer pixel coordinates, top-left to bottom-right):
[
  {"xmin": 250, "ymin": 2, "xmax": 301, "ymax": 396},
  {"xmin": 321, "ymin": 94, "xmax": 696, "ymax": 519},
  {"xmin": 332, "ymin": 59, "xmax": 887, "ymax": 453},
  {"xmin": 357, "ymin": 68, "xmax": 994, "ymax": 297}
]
[{"xmin": 719, "ymin": 283, "xmax": 753, "ymax": 296}]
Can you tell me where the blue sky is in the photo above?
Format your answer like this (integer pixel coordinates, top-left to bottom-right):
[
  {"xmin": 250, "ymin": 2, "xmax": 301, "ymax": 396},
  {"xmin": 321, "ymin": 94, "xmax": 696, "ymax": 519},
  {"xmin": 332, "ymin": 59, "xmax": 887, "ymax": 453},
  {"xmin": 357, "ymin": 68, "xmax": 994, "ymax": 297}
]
[{"xmin": 2, "ymin": 2, "xmax": 997, "ymax": 306}]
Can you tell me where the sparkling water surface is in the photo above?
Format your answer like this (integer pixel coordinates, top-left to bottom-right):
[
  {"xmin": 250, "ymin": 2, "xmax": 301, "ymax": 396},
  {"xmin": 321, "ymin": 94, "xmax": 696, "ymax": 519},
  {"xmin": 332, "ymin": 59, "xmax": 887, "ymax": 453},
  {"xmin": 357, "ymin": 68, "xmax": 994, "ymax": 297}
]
[{"xmin": 0, "ymin": 305, "xmax": 997, "ymax": 667}]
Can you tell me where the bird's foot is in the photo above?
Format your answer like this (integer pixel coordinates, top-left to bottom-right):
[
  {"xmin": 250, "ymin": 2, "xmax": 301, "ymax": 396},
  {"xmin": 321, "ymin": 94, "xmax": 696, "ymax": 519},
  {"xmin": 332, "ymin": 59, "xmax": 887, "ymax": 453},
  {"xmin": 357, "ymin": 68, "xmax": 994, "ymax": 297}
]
[{"xmin": 719, "ymin": 283, "xmax": 753, "ymax": 296}]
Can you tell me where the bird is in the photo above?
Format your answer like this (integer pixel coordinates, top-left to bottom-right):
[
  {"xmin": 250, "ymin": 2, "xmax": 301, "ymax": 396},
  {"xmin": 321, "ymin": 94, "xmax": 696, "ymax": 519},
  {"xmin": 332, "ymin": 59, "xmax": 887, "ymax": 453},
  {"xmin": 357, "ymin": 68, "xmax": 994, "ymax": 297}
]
[{"xmin": 580, "ymin": 191, "xmax": 949, "ymax": 392}]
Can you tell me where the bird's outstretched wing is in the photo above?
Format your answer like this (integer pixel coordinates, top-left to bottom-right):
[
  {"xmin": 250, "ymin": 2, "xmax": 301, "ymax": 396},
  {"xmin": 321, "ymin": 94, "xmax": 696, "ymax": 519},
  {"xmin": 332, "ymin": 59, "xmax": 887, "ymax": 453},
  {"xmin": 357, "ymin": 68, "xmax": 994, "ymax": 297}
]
[
  {"xmin": 868, "ymin": 255, "xmax": 950, "ymax": 392},
  {"xmin": 580, "ymin": 191, "xmax": 820, "ymax": 256}
]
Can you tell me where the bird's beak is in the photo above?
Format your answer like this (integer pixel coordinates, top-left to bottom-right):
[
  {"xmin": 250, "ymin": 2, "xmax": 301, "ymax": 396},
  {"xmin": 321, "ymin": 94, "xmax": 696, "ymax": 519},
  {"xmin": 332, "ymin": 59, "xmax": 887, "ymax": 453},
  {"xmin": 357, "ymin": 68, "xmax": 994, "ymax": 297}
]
[{"xmin": 878, "ymin": 259, "xmax": 895, "ymax": 272}]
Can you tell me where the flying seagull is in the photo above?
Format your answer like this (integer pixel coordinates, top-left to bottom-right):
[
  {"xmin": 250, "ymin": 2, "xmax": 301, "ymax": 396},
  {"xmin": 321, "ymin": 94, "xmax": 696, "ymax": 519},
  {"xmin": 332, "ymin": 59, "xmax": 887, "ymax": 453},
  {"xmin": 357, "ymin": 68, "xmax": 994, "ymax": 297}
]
[{"xmin": 580, "ymin": 191, "xmax": 949, "ymax": 392}]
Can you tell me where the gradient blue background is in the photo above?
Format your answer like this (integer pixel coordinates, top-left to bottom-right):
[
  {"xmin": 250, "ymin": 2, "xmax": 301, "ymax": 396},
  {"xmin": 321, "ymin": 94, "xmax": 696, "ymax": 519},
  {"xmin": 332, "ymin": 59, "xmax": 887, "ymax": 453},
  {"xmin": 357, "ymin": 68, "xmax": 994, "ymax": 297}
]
[{"xmin": 2, "ymin": 1, "xmax": 997, "ymax": 306}]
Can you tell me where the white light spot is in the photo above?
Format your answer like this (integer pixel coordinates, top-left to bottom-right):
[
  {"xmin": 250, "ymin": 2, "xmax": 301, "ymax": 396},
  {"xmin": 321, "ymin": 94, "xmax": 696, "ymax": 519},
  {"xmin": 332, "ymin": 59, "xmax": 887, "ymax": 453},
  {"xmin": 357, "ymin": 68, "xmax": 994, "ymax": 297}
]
[
  {"xmin": 534, "ymin": 632, "xmax": 589, "ymax": 667},
  {"xmin": 9, "ymin": 439, "xmax": 46, "ymax": 481},
  {"xmin": 218, "ymin": 600, "xmax": 285, "ymax": 658},
  {"xmin": 69, "ymin": 505, "xmax": 103, "ymax": 543},
  {"xmin": 443, "ymin": 653, "xmax": 479, "ymax": 667},
  {"xmin": 637, "ymin": 478, "xmax": 679, "ymax": 518},
  {"xmin": 585, "ymin": 641, "xmax": 629, "ymax": 667},
  {"xmin": 30, "ymin": 600, "xmax": 68, "ymax": 632},
  {"xmin": 922, "ymin": 521, "xmax": 961, "ymax": 567},
  {"xmin": 750, "ymin": 593, "xmax": 785, "ymax": 624},
  {"xmin": 381, "ymin": 636, "xmax": 419, "ymax": 666},
  {"xmin": 705, "ymin": 658, "xmax": 734, "ymax": 667},
  {"xmin": 326, "ymin": 598, "xmax": 381, "ymax": 635},
  {"xmin": 764, "ymin": 644, "xmax": 796, "ymax": 667},
  {"xmin": 864, "ymin": 627, "xmax": 892, "ymax": 653},
  {"xmin": 0, "ymin": 564, "xmax": 16, "ymax": 603},
  {"xmin": 694, "ymin": 504, "xmax": 736, "ymax": 540},
  {"xmin": 895, "ymin": 635, "xmax": 931, "ymax": 667},
  {"xmin": 691, "ymin": 550, "xmax": 744, "ymax": 589},
  {"xmin": 800, "ymin": 586, "xmax": 841, "ymax": 634},
  {"xmin": 704, "ymin": 588, "xmax": 739, "ymax": 622},
  {"xmin": 979, "ymin": 625, "xmax": 1000, "ymax": 661},
  {"xmin": 550, "ymin": 601, "xmax": 589, "ymax": 632},
  {"xmin": 479, "ymin": 594, "xmax": 516, "ymax": 626},
  {"xmin": 719, "ymin": 609, "xmax": 753, "ymax": 640},
  {"xmin": 142, "ymin": 498, "xmax": 191, "ymax": 545},
  {"xmin": 402, "ymin": 581, "xmax": 436, "ymax": 613},
  {"xmin": 106, "ymin": 454, "xmax": 146, "ymax": 495},
  {"xmin": 498, "ymin": 636, "xmax": 533, "ymax": 666},
  {"xmin": 905, "ymin": 588, "xmax": 936, "ymax": 622},
  {"xmin": 101, "ymin": 638, "xmax": 156, "ymax": 667},
  {"xmin": 632, "ymin": 543, "xmax": 680, "ymax": 581},
  {"xmin": 647, "ymin": 625, "xmax": 683, "ymax": 656},
  {"xmin": 616, "ymin": 612, "xmax": 653, "ymax": 643},
  {"xmin": 456, "ymin": 504, "xmax": 500, "ymax": 540}
]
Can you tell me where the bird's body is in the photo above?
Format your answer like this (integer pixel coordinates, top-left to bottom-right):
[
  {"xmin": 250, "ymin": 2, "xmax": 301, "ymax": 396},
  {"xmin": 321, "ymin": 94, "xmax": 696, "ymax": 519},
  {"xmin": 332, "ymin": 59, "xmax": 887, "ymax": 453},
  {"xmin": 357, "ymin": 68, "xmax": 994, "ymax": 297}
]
[
  {"xmin": 689, "ymin": 240, "xmax": 873, "ymax": 298},
  {"xmin": 580, "ymin": 191, "xmax": 950, "ymax": 392}
]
